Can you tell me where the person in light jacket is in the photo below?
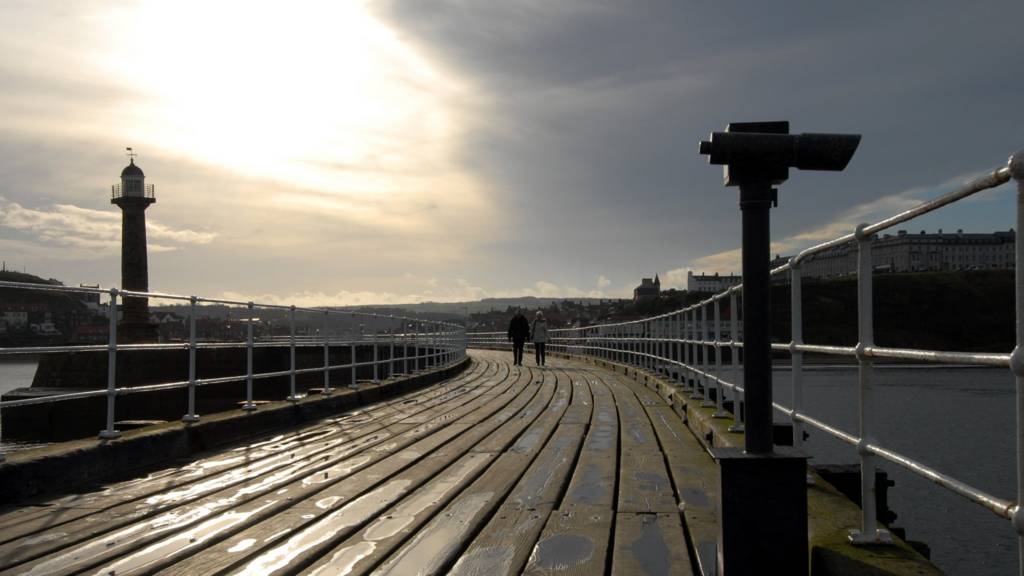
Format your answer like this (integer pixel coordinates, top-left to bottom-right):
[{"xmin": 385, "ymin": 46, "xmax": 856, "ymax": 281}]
[{"xmin": 531, "ymin": 311, "xmax": 550, "ymax": 366}]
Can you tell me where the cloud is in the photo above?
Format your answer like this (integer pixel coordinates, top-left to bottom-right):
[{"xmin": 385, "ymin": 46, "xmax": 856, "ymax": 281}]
[
  {"xmin": 0, "ymin": 198, "xmax": 216, "ymax": 257},
  {"xmin": 666, "ymin": 169, "xmax": 994, "ymax": 277},
  {"xmin": 661, "ymin": 268, "xmax": 690, "ymax": 290},
  {"xmin": 215, "ymin": 277, "xmax": 610, "ymax": 307},
  {"xmin": 2, "ymin": 1, "xmax": 1021, "ymax": 305},
  {"xmin": 596, "ymin": 274, "xmax": 611, "ymax": 288}
]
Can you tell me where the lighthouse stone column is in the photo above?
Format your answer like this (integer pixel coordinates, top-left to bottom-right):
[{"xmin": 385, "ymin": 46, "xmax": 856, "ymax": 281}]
[{"xmin": 111, "ymin": 158, "xmax": 157, "ymax": 343}]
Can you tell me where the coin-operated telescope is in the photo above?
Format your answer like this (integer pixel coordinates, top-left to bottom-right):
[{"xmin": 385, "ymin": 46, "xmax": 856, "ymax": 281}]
[
  {"xmin": 699, "ymin": 121, "xmax": 861, "ymax": 187},
  {"xmin": 698, "ymin": 121, "xmax": 860, "ymax": 576}
]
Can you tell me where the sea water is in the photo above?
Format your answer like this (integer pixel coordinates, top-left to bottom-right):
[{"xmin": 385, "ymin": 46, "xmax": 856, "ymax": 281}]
[{"xmin": 769, "ymin": 366, "xmax": 1014, "ymax": 576}]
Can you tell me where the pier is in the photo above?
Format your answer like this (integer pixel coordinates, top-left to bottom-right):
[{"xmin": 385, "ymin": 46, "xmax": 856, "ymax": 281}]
[{"xmin": 0, "ymin": 350, "xmax": 933, "ymax": 575}]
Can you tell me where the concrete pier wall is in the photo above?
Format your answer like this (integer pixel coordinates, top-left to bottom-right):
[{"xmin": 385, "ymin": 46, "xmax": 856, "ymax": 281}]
[{"xmin": 4, "ymin": 343, "xmax": 436, "ymax": 440}]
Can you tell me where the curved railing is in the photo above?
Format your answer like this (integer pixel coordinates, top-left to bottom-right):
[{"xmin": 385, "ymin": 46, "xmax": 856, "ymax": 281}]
[
  {"xmin": 469, "ymin": 150, "xmax": 1024, "ymax": 561},
  {"xmin": 0, "ymin": 283, "xmax": 467, "ymax": 451}
]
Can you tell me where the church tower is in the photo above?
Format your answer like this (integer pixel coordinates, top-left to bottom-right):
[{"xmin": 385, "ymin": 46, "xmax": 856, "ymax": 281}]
[{"xmin": 111, "ymin": 149, "xmax": 157, "ymax": 342}]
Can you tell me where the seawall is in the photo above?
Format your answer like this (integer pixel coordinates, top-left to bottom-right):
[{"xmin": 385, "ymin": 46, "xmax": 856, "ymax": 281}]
[{"xmin": 5, "ymin": 343, "xmax": 431, "ymax": 440}]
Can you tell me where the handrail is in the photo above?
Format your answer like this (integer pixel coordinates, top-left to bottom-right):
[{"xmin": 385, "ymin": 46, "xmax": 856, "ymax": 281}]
[
  {"xmin": 468, "ymin": 150, "xmax": 1024, "ymax": 566},
  {"xmin": 0, "ymin": 282, "xmax": 468, "ymax": 452}
]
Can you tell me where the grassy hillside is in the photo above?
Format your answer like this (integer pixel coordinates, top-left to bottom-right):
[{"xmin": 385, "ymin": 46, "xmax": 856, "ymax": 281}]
[{"xmin": 771, "ymin": 270, "xmax": 1012, "ymax": 352}]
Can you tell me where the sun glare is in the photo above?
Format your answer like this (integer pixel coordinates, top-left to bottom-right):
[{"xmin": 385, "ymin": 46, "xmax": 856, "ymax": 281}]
[{"xmin": 94, "ymin": 1, "xmax": 467, "ymax": 197}]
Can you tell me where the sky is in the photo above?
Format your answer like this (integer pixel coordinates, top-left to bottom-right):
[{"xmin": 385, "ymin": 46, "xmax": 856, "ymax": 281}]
[{"xmin": 1, "ymin": 0, "xmax": 1022, "ymax": 305}]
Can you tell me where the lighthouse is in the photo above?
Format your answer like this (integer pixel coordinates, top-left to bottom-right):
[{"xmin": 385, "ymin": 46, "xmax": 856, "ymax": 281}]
[{"xmin": 111, "ymin": 149, "xmax": 157, "ymax": 342}]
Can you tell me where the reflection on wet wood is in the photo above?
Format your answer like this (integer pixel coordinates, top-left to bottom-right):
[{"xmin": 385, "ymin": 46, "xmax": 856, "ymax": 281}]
[
  {"xmin": 0, "ymin": 350, "xmax": 718, "ymax": 576},
  {"xmin": 524, "ymin": 505, "xmax": 612, "ymax": 576},
  {"xmin": 612, "ymin": 512, "xmax": 693, "ymax": 576}
]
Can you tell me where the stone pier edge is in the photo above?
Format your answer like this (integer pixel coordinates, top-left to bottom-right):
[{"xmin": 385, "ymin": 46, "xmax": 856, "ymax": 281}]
[{"xmin": 0, "ymin": 357, "xmax": 471, "ymax": 506}]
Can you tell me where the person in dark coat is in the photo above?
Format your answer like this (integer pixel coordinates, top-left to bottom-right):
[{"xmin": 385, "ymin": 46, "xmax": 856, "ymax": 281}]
[{"xmin": 507, "ymin": 310, "xmax": 530, "ymax": 366}]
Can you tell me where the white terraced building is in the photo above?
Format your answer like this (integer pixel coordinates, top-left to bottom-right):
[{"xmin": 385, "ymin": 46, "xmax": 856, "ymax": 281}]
[{"xmin": 795, "ymin": 229, "xmax": 1015, "ymax": 278}]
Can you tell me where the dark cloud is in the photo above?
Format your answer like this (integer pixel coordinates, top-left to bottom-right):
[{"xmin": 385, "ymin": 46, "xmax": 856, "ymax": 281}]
[{"xmin": 374, "ymin": 0, "xmax": 1024, "ymax": 284}]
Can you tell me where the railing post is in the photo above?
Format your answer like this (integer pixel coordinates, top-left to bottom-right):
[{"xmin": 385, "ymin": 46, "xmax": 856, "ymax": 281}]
[
  {"xmin": 350, "ymin": 337, "xmax": 358, "ymax": 390},
  {"xmin": 322, "ymin": 309, "xmax": 332, "ymax": 395},
  {"xmin": 389, "ymin": 319, "xmax": 396, "ymax": 378},
  {"xmin": 183, "ymin": 295, "xmax": 200, "ymax": 422},
  {"xmin": 634, "ymin": 322, "xmax": 640, "ymax": 367},
  {"xmin": 650, "ymin": 321, "xmax": 655, "ymax": 369},
  {"xmin": 619, "ymin": 325, "xmax": 624, "ymax": 364},
  {"xmin": 415, "ymin": 322, "xmax": 421, "ymax": 372},
  {"xmin": 372, "ymin": 331, "xmax": 379, "ymax": 384},
  {"xmin": 790, "ymin": 261, "xmax": 805, "ymax": 449},
  {"xmin": 1007, "ymin": 151, "xmax": 1024, "ymax": 572},
  {"xmin": 652, "ymin": 319, "xmax": 658, "ymax": 372},
  {"xmin": 850, "ymin": 224, "xmax": 890, "ymax": 544},
  {"xmin": 661, "ymin": 317, "xmax": 667, "ymax": 371},
  {"xmin": 99, "ymin": 288, "xmax": 121, "ymax": 439},
  {"xmin": 684, "ymin": 309, "xmax": 692, "ymax": 393},
  {"xmin": 695, "ymin": 305, "xmax": 707, "ymax": 403},
  {"xmin": 701, "ymin": 303, "xmax": 716, "ymax": 408},
  {"xmin": 686, "ymin": 309, "xmax": 696, "ymax": 396},
  {"xmin": 439, "ymin": 325, "xmax": 445, "ymax": 366},
  {"xmin": 422, "ymin": 322, "xmax": 429, "ymax": 367},
  {"xmin": 428, "ymin": 322, "xmax": 434, "ymax": 367},
  {"xmin": 713, "ymin": 297, "xmax": 728, "ymax": 417},
  {"xmin": 674, "ymin": 312, "xmax": 682, "ymax": 384},
  {"xmin": 242, "ymin": 302, "xmax": 257, "ymax": 411},
  {"xmin": 645, "ymin": 320, "xmax": 652, "ymax": 371},
  {"xmin": 728, "ymin": 290, "xmax": 745, "ymax": 433},
  {"xmin": 287, "ymin": 306, "xmax": 298, "ymax": 401}
]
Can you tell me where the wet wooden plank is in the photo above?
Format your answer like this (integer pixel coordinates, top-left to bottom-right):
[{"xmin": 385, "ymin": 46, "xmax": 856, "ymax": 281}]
[
  {"xmin": 0, "ymin": 351, "xmax": 724, "ymax": 576},
  {"xmin": 0, "ymin": 360, "xmax": 519, "ymax": 574},
  {"xmin": 374, "ymin": 375, "xmax": 577, "ymax": 575},
  {"xmin": 523, "ymin": 505, "xmax": 612, "ymax": 576},
  {"xmin": 449, "ymin": 505, "xmax": 553, "ymax": 576},
  {"xmin": 153, "ymin": 358, "xmax": 536, "ymax": 575},
  {"xmin": 448, "ymin": 423, "xmax": 586, "ymax": 576},
  {"xmin": 146, "ymin": 421, "xmax": 475, "ymax": 576},
  {"xmin": 0, "ymin": 358, "xmax": 498, "ymax": 542},
  {"xmin": 232, "ymin": 448, "xmax": 495, "ymax": 573},
  {"xmin": 153, "ymin": 366, "xmax": 543, "ymax": 575},
  {"xmin": 605, "ymin": 373, "xmax": 660, "ymax": 451},
  {"xmin": 561, "ymin": 380, "xmax": 617, "ymax": 509},
  {"xmin": 296, "ymin": 374, "xmax": 566, "ymax": 575},
  {"xmin": 599, "ymin": 373, "xmax": 677, "ymax": 514},
  {"xmin": 618, "ymin": 449, "xmax": 677, "ymax": 514},
  {"xmin": 558, "ymin": 377, "xmax": 593, "ymax": 425},
  {"xmin": 641, "ymin": 404, "xmax": 720, "ymax": 576},
  {"xmin": 372, "ymin": 451, "xmax": 534, "ymax": 575},
  {"xmin": 501, "ymin": 422, "xmax": 586, "ymax": 512},
  {"xmin": 0, "ymin": 426, "xmax": 392, "ymax": 573},
  {"xmin": 611, "ymin": 512, "xmax": 693, "ymax": 576},
  {"xmin": 470, "ymin": 368, "xmax": 558, "ymax": 453}
]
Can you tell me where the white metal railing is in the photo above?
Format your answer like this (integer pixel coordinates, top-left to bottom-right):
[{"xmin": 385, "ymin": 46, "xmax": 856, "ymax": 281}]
[
  {"xmin": 0, "ymin": 283, "xmax": 467, "ymax": 451},
  {"xmin": 469, "ymin": 151, "xmax": 1024, "ymax": 566}
]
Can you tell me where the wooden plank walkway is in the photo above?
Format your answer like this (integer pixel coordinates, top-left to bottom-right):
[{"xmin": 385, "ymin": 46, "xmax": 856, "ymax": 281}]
[{"xmin": 0, "ymin": 350, "xmax": 718, "ymax": 576}]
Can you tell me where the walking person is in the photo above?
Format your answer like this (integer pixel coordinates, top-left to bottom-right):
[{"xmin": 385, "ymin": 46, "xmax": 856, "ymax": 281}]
[
  {"xmin": 507, "ymin": 309, "xmax": 530, "ymax": 366},
  {"xmin": 531, "ymin": 311, "xmax": 550, "ymax": 366}
]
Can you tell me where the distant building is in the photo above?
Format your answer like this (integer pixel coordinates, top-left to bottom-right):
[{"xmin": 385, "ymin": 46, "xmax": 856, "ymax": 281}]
[
  {"xmin": 633, "ymin": 275, "xmax": 661, "ymax": 301},
  {"xmin": 687, "ymin": 271, "xmax": 741, "ymax": 293},
  {"xmin": 787, "ymin": 229, "xmax": 1015, "ymax": 278}
]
